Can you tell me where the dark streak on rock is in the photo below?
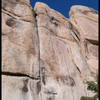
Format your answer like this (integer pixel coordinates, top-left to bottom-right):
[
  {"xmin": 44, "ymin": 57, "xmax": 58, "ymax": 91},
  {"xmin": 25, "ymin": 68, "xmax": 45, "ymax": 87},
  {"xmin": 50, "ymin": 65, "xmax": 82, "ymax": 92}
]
[
  {"xmin": 22, "ymin": 79, "xmax": 29, "ymax": 93},
  {"xmin": 56, "ymin": 75, "xmax": 68, "ymax": 85},
  {"xmin": 86, "ymin": 39, "xmax": 98, "ymax": 45},
  {"xmin": 6, "ymin": 18, "xmax": 16, "ymax": 27},
  {"xmin": 76, "ymin": 66, "xmax": 81, "ymax": 74},
  {"xmin": 48, "ymin": 97, "xmax": 53, "ymax": 100},
  {"xmin": 37, "ymin": 81, "xmax": 41, "ymax": 94},
  {"xmin": 22, "ymin": 86, "xmax": 28, "ymax": 92},
  {"xmin": 34, "ymin": 13, "xmax": 37, "ymax": 18},
  {"xmin": 41, "ymin": 67, "xmax": 46, "ymax": 85},
  {"xmin": 69, "ymin": 76, "xmax": 75, "ymax": 87},
  {"xmin": 2, "ymin": 72, "xmax": 40, "ymax": 80}
]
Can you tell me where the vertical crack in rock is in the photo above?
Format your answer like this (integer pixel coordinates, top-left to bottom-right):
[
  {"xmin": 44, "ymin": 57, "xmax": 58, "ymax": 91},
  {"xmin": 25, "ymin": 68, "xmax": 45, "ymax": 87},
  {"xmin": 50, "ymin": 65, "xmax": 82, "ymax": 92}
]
[
  {"xmin": 32, "ymin": 9, "xmax": 46, "ymax": 86},
  {"xmin": 32, "ymin": 10, "xmax": 41, "ymax": 80},
  {"xmin": 32, "ymin": 9, "xmax": 44, "ymax": 98},
  {"xmin": 68, "ymin": 21, "xmax": 80, "ymax": 43}
]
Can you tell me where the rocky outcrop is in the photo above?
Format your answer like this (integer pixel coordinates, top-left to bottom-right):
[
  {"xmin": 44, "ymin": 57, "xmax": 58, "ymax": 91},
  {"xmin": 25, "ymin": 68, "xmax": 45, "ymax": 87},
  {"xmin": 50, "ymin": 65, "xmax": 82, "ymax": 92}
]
[
  {"xmin": 2, "ymin": 0, "xmax": 98, "ymax": 100},
  {"xmin": 69, "ymin": 6, "xmax": 98, "ymax": 76}
]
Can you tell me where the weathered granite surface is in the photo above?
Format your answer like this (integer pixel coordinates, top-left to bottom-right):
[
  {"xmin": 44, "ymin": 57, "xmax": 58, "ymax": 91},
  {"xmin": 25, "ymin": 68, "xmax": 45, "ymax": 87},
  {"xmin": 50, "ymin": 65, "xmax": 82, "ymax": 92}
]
[{"xmin": 2, "ymin": 0, "xmax": 98, "ymax": 100}]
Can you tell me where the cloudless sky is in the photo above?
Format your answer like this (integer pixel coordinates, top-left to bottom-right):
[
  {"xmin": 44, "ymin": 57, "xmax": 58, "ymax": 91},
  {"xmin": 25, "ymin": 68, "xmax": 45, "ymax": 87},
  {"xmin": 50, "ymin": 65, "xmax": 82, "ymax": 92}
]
[{"xmin": 30, "ymin": 0, "xmax": 98, "ymax": 18}]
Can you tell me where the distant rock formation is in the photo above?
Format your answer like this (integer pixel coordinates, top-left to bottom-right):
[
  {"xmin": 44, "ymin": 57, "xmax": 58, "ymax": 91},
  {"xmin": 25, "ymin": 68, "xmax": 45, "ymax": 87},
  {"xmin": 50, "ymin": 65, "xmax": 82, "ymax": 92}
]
[{"xmin": 2, "ymin": 0, "xmax": 98, "ymax": 100}]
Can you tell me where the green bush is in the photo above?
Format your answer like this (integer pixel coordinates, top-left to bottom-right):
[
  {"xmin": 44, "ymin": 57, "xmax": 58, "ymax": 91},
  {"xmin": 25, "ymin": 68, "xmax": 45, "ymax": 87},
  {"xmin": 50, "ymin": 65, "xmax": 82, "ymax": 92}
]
[
  {"xmin": 86, "ymin": 81, "xmax": 98, "ymax": 93},
  {"xmin": 80, "ymin": 81, "xmax": 98, "ymax": 100},
  {"xmin": 81, "ymin": 94, "xmax": 98, "ymax": 100}
]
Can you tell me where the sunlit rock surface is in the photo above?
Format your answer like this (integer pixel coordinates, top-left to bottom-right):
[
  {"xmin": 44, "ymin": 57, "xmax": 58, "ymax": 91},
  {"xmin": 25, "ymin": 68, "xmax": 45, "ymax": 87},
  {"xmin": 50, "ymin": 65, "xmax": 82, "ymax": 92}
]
[{"xmin": 2, "ymin": 1, "xmax": 98, "ymax": 100}]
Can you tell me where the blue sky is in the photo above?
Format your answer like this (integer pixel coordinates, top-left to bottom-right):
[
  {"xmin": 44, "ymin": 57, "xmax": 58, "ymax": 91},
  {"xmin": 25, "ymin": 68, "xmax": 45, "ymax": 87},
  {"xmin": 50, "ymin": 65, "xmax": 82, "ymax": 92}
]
[{"xmin": 30, "ymin": 0, "xmax": 98, "ymax": 18}]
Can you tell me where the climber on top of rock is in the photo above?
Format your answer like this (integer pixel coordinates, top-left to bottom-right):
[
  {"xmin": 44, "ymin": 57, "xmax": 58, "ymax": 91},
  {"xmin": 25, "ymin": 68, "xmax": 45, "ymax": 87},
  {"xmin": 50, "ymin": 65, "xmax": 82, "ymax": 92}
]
[
  {"xmin": 50, "ymin": 16, "xmax": 54, "ymax": 20},
  {"xmin": 50, "ymin": 16, "xmax": 58, "ymax": 26}
]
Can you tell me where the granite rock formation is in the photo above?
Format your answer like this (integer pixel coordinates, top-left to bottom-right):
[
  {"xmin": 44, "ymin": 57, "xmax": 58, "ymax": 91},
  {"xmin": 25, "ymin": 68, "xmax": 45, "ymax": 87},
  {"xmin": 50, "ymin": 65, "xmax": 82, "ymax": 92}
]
[{"xmin": 2, "ymin": 0, "xmax": 98, "ymax": 100}]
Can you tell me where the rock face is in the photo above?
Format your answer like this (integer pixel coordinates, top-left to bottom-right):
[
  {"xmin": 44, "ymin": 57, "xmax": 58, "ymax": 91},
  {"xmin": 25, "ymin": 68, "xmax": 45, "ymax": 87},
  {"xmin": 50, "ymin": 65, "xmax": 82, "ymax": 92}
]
[{"xmin": 2, "ymin": 0, "xmax": 98, "ymax": 100}]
